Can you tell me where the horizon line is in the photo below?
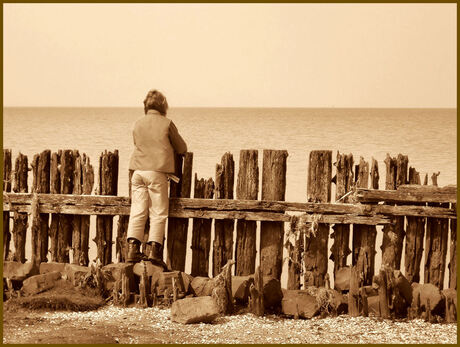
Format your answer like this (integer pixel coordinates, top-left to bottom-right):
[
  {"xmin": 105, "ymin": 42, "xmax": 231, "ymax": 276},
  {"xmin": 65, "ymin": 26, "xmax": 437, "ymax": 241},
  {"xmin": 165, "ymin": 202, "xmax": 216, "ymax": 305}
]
[{"xmin": 3, "ymin": 105, "xmax": 457, "ymax": 110}]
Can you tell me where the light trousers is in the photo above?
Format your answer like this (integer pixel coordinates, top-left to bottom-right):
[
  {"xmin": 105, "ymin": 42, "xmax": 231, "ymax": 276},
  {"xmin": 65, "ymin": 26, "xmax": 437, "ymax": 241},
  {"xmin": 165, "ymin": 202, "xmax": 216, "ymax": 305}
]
[{"xmin": 127, "ymin": 170, "xmax": 169, "ymax": 245}]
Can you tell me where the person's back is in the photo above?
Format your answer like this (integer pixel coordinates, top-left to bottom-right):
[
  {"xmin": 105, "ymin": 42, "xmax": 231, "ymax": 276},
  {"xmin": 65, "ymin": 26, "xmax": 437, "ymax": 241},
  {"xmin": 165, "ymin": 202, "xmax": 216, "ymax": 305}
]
[{"xmin": 126, "ymin": 89, "xmax": 187, "ymax": 267}]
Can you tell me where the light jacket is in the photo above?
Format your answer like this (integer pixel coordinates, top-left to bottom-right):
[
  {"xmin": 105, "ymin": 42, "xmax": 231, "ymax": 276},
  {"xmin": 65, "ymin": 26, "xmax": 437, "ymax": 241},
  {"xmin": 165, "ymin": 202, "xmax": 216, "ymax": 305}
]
[{"xmin": 128, "ymin": 110, "xmax": 187, "ymax": 173}]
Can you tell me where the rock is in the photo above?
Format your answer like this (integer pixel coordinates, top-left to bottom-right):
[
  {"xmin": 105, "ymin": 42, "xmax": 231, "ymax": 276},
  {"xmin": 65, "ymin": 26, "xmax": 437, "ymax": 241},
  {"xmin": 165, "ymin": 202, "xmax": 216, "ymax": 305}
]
[
  {"xmin": 22, "ymin": 271, "xmax": 62, "ymax": 295},
  {"xmin": 3, "ymin": 261, "xmax": 39, "ymax": 281},
  {"xmin": 281, "ymin": 290, "xmax": 319, "ymax": 318},
  {"xmin": 263, "ymin": 276, "xmax": 283, "ymax": 309},
  {"xmin": 334, "ymin": 266, "xmax": 350, "ymax": 291},
  {"xmin": 232, "ymin": 275, "xmax": 254, "ymax": 303},
  {"xmin": 101, "ymin": 263, "xmax": 134, "ymax": 291},
  {"xmin": 64, "ymin": 264, "xmax": 91, "ymax": 286},
  {"xmin": 442, "ymin": 288, "xmax": 457, "ymax": 323},
  {"xmin": 190, "ymin": 276, "xmax": 214, "ymax": 296},
  {"xmin": 368, "ymin": 295, "xmax": 380, "ymax": 315},
  {"xmin": 412, "ymin": 283, "xmax": 443, "ymax": 315},
  {"xmin": 179, "ymin": 272, "xmax": 194, "ymax": 295},
  {"xmin": 152, "ymin": 271, "xmax": 185, "ymax": 295},
  {"xmin": 171, "ymin": 296, "xmax": 220, "ymax": 324},
  {"xmin": 394, "ymin": 270, "xmax": 412, "ymax": 305},
  {"xmin": 39, "ymin": 262, "xmax": 67, "ymax": 275},
  {"xmin": 133, "ymin": 262, "xmax": 163, "ymax": 278}
]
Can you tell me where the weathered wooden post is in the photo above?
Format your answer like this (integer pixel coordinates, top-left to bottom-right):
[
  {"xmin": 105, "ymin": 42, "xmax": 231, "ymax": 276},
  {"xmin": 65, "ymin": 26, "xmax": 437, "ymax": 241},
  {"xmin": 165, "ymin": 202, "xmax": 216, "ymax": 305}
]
[
  {"xmin": 304, "ymin": 150, "xmax": 332, "ymax": 287},
  {"xmin": 375, "ymin": 268, "xmax": 390, "ymax": 319},
  {"xmin": 348, "ymin": 265, "xmax": 360, "ymax": 317},
  {"xmin": 260, "ymin": 149, "xmax": 288, "ymax": 280},
  {"xmin": 31, "ymin": 150, "xmax": 51, "ymax": 264},
  {"xmin": 249, "ymin": 265, "xmax": 264, "ymax": 316},
  {"xmin": 3, "ymin": 149, "xmax": 12, "ymax": 260},
  {"xmin": 353, "ymin": 157, "xmax": 377, "ymax": 286},
  {"xmin": 448, "ymin": 205, "xmax": 456, "ymax": 290},
  {"xmin": 287, "ymin": 215, "xmax": 303, "ymax": 290},
  {"xmin": 71, "ymin": 152, "xmax": 93, "ymax": 265},
  {"xmin": 330, "ymin": 151, "xmax": 353, "ymax": 280},
  {"xmin": 166, "ymin": 152, "xmax": 193, "ymax": 271},
  {"xmin": 213, "ymin": 152, "xmax": 235, "ymax": 277},
  {"xmin": 95, "ymin": 150, "xmax": 118, "ymax": 265},
  {"xmin": 116, "ymin": 170, "xmax": 133, "ymax": 263},
  {"xmin": 49, "ymin": 151, "xmax": 61, "ymax": 262},
  {"xmin": 381, "ymin": 154, "xmax": 407, "ymax": 269},
  {"xmin": 58, "ymin": 150, "xmax": 75, "ymax": 263},
  {"xmin": 191, "ymin": 174, "xmax": 214, "ymax": 277},
  {"xmin": 424, "ymin": 173, "xmax": 449, "ymax": 290},
  {"xmin": 235, "ymin": 150, "xmax": 259, "ymax": 276},
  {"xmin": 12, "ymin": 153, "xmax": 28, "ymax": 263},
  {"xmin": 404, "ymin": 167, "xmax": 425, "ymax": 284},
  {"xmin": 80, "ymin": 154, "xmax": 94, "ymax": 265}
]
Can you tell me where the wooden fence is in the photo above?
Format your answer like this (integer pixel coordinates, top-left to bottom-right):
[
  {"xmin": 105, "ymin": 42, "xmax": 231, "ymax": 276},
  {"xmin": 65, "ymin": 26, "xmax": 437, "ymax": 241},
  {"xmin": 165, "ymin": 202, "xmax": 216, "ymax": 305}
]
[{"xmin": 2, "ymin": 148, "xmax": 457, "ymax": 293}]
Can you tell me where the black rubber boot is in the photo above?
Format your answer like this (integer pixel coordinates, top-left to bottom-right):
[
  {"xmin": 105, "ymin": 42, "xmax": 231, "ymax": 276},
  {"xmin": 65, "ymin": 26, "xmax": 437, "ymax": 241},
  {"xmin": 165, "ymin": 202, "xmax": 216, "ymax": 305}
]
[
  {"xmin": 126, "ymin": 238, "xmax": 148, "ymax": 263},
  {"xmin": 148, "ymin": 242, "xmax": 169, "ymax": 271}
]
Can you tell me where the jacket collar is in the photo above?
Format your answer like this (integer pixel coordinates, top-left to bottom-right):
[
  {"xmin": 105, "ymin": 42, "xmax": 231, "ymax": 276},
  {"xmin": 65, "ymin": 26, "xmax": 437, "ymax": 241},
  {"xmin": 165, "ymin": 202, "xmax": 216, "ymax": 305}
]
[{"xmin": 146, "ymin": 109, "xmax": 162, "ymax": 116}]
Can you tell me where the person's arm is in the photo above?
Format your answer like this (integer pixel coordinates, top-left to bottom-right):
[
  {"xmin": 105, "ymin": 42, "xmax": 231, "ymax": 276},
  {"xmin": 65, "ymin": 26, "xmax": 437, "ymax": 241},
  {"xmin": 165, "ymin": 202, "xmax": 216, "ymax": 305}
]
[{"xmin": 168, "ymin": 121, "xmax": 187, "ymax": 154}]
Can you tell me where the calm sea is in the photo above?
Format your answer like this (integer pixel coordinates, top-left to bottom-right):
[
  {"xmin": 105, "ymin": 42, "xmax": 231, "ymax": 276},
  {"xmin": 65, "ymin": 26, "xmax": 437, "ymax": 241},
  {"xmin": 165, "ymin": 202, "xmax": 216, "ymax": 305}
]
[{"xmin": 2, "ymin": 107, "xmax": 457, "ymax": 286}]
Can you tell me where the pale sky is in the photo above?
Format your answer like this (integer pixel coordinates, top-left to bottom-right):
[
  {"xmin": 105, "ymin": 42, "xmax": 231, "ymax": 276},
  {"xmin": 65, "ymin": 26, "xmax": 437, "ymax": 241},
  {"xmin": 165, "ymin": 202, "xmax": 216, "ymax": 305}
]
[{"xmin": 3, "ymin": 3, "xmax": 457, "ymax": 108}]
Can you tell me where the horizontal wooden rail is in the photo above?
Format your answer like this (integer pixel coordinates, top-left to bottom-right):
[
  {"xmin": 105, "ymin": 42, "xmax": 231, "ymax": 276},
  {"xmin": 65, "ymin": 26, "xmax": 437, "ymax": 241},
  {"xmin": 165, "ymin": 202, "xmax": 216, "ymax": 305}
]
[
  {"xmin": 353, "ymin": 184, "xmax": 457, "ymax": 204},
  {"xmin": 3, "ymin": 193, "xmax": 456, "ymax": 222}
]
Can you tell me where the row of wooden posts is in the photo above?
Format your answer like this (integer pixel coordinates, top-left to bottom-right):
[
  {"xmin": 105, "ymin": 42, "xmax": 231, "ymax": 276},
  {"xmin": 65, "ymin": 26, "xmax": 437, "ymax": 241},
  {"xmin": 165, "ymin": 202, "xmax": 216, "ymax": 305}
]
[{"xmin": 2, "ymin": 148, "xmax": 457, "ymax": 292}]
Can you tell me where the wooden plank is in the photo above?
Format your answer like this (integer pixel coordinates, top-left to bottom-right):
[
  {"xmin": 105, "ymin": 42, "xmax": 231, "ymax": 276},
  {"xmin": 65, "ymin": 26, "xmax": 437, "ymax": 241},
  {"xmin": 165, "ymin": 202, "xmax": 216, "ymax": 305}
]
[
  {"xmin": 260, "ymin": 149, "xmax": 288, "ymax": 280},
  {"xmin": 4, "ymin": 193, "xmax": 455, "ymax": 219},
  {"xmin": 95, "ymin": 150, "xmax": 118, "ymax": 265},
  {"xmin": 353, "ymin": 157, "xmax": 377, "ymax": 286},
  {"xmin": 330, "ymin": 151, "xmax": 353, "ymax": 281},
  {"xmin": 213, "ymin": 152, "xmax": 235, "ymax": 277},
  {"xmin": 235, "ymin": 150, "xmax": 258, "ymax": 276},
  {"xmin": 304, "ymin": 150, "xmax": 332, "ymax": 287},
  {"xmin": 166, "ymin": 152, "xmax": 193, "ymax": 271},
  {"xmin": 191, "ymin": 175, "xmax": 214, "ymax": 277},
  {"xmin": 404, "ymin": 167, "xmax": 425, "ymax": 284},
  {"xmin": 3, "ymin": 149, "xmax": 12, "ymax": 261},
  {"xmin": 354, "ymin": 185, "xmax": 457, "ymax": 204},
  {"xmin": 12, "ymin": 153, "xmax": 28, "ymax": 263}
]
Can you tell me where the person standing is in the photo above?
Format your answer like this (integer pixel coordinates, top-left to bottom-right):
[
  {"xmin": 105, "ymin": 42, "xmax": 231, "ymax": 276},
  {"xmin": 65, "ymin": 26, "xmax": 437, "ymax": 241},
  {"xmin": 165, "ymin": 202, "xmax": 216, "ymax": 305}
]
[{"xmin": 126, "ymin": 89, "xmax": 187, "ymax": 268}]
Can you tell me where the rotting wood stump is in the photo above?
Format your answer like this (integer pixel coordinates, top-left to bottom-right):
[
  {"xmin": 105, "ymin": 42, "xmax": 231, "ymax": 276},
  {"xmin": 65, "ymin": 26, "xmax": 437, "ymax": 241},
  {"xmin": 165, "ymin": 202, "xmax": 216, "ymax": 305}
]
[
  {"xmin": 166, "ymin": 152, "xmax": 193, "ymax": 271},
  {"xmin": 330, "ymin": 151, "xmax": 353, "ymax": 281},
  {"xmin": 304, "ymin": 150, "xmax": 332, "ymax": 287},
  {"xmin": 235, "ymin": 150, "xmax": 258, "ymax": 276},
  {"xmin": 213, "ymin": 152, "xmax": 235, "ymax": 277},
  {"xmin": 260, "ymin": 150, "xmax": 287, "ymax": 281},
  {"xmin": 191, "ymin": 175, "xmax": 214, "ymax": 277}
]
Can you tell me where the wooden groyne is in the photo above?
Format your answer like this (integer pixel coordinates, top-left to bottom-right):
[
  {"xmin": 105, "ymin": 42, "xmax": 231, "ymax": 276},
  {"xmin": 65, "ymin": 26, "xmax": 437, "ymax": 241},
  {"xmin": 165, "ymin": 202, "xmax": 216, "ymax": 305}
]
[{"xmin": 2, "ymin": 149, "xmax": 457, "ymax": 299}]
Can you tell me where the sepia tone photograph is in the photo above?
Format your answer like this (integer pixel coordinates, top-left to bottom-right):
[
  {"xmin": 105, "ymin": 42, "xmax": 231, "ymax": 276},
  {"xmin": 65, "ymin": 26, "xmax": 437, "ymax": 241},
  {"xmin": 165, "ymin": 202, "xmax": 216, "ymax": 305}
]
[{"xmin": 2, "ymin": 2, "xmax": 457, "ymax": 344}]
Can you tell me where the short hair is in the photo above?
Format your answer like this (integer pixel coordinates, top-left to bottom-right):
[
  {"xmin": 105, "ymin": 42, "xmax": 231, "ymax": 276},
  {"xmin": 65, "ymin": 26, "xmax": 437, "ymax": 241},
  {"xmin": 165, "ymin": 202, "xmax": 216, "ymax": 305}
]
[{"xmin": 144, "ymin": 89, "xmax": 168, "ymax": 115}]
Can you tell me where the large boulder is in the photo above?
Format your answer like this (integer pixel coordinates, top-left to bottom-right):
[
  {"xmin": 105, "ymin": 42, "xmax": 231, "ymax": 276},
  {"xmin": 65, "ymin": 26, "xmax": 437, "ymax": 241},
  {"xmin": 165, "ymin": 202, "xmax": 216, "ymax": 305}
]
[
  {"xmin": 39, "ymin": 262, "xmax": 67, "ymax": 275},
  {"xmin": 232, "ymin": 275, "xmax": 254, "ymax": 304},
  {"xmin": 334, "ymin": 266, "xmax": 350, "ymax": 291},
  {"xmin": 22, "ymin": 271, "xmax": 62, "ymax": 295},
  {"xmin": 394, "ymin": 270, "xmax": 412, "ymax": 305},
  {"xmin": 133, "ymin": 262, "xmax": 163, "ymax": 278},
  {"xmin": 3, "ymin": 261, "xmax": 39, "ymax": 281},
  {"xmin": 101, "ymin": 263, "xmax": 134, "ymax": 291},
  {"xmin": 411, "ymin": 283, "xmax": 444, "ymax": 316},
  {"xmin": 281, "ymin": 290, "xmax": 319, "ymax": 318},
  {"xmin": 263, "ymin": 277, "xmax": 283, "ymax": 310},
  {"xmin": 171, "ymin": 296, "xmax": 220, "ymax": 324},
  {"xmin": 190, "ymin": 276, "xmax": 214, "ymax": 296},
  {"xmin": 63, "ymin": 264, "xmax": 91, "ymax": 286}
]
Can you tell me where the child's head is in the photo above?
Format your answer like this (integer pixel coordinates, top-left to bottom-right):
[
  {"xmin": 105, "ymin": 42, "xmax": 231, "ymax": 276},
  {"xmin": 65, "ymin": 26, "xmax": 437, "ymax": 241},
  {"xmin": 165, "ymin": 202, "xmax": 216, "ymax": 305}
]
[{"xmin": 144, "ymin": 89, "xmax": 168, "ymax": 115}]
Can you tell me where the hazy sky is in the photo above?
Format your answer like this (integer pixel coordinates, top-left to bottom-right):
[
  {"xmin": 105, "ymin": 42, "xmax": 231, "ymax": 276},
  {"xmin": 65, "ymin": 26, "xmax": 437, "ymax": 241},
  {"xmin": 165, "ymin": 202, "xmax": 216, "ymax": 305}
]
[{"xmin": 3, "ymin": 3, "xmax": 457, "ymax": 108}]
